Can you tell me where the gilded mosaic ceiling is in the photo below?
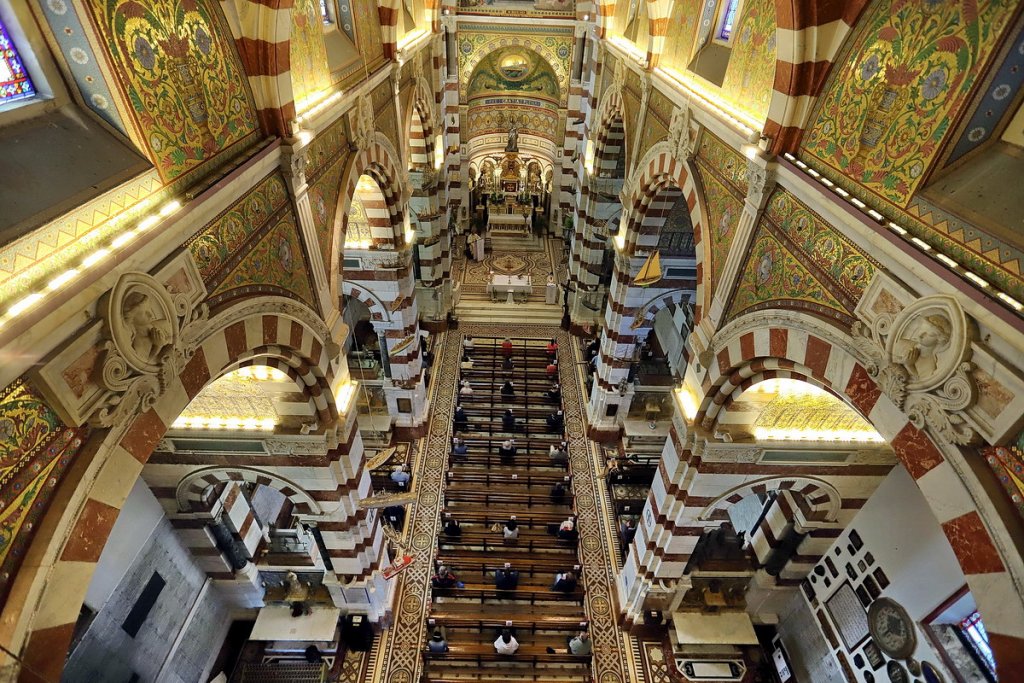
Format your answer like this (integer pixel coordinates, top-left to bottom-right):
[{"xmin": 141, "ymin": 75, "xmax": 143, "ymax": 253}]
[{"xmin": 175, "ymin": 367, "xmax": 311, "ymax": 429}]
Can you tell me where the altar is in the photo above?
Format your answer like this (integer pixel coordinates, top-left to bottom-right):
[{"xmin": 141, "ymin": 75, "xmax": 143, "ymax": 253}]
[
  {"xmin": 488, "ymin": 213, "xmax": 531, "ymax": 237},
  {"xmin": 487, "ymin": 274, "xmax": 533, "ymax": 303}
]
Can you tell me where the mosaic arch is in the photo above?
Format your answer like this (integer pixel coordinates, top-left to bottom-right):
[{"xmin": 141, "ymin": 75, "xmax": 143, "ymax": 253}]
[
  {"xmin": 175, "ymin": 466, "xmax": 324, "ymax": 515},
  {"xmin": 694, "ymin": 308, "xmax": 1024, "ymax": 678},
  {"xmin": 591, "ymin": 88, "xmax": 629, "ymax": 177},
  {"xmin": 341, "ymin": 280, "xmax": 393, "ymax": 324},
  {"xmin": 620, "ymin": 143, "xmax": 710, "ymax": 319},
  {"xmin": 330, "ymin": 138, "xmax": 407, "ymax": 295},
  {"xmin": 405, "ymin": 82, "xmax": 438, "ymax": 169},
  {"xmin": 699, "ymin": 476, "xmax": 843, "ymax": 523},
  {"xmin": 15, "ymin": 299, "xmax": 341, "ymax": 680}
]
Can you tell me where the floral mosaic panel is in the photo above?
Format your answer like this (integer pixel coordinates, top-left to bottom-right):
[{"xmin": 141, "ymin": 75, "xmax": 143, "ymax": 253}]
[
  {"xmin": 660, "ymin": 0, "xmax": 703, "ymax": 72},
  {"xmin": 727, "ymin": 227, "xmax": 849, "ymax": 323},
  {"xmin": 88, "ymin": 0, "xmax": 259, "ymax": 182},
  {"xmin": 308, "ymin": 157, "xmax": 348, "ymax": 275},
  {"xmin": 801, "ymin": 0, "xmax": 1018, "ymax": 206},
  {"xmin": 306, "ymin": 116, "xmax": 350, "ymax": 178},
  {"xmin": 210, "ymin": 210, "xmax": 318, "ymax": 309},
  {"xmin": 985, "ymin": 445, "xmax": 1024, "ymax": 528},
  {"xmin": 764, "ymin": 189, "xmax": 877, "ymax": 305},
  {"xmin": 186, "ymin": 173, "xmax": 290, "ymax": 283},
  {"xmin": 696, "ymin": 162, "xmax": 743, "ymax": 293},
  {"xmin": 372, "ymin": 79, "xmax": 401, "ymax": 158},
  {"xmin": 720, "ymin": 0, "xmax": 776, "ymax": 123},
  {"xmin": 697, "ymin": 130, "xmax": 748, "ymax": 194},
  {"xmin": 290, "ymin": 0, "xmax": 332, "ymax": 110},
  {"xmin": 0, "ymin": 379, "xmax": 86, "ymax": 607}
]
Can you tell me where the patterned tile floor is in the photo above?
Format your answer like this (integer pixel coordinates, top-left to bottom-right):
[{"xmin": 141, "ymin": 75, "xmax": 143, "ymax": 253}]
[{"xmin": 364, "ymin": 323, "xmax": 658, "ymax": 683}]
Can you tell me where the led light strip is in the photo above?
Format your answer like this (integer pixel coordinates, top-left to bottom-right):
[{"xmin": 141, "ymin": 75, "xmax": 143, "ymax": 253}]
[
  {"xmin": 0, "ymin": 199, "xmax": 183, "ymax": 331},
  {"xmin": 654, "ymin": 66, "xmax": 760, "ymax": 137},
  {"xmin": 171, "ymin": 416, "xmax": 277, "ymax": 431},
  {"xmin": 782, "ymin": 153, "xmax": 1024, "ymax": 314},
  {"xmin": 754, "ymin": 427, "xmax": 885, "ymax": 443}
]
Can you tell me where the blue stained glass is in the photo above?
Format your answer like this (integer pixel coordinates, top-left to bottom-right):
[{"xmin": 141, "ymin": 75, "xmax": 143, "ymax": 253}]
[
  {"xmin": 0, "ymin": 19, "xmax": 35, "ymax": 105},
  {"xmin": 718, "ymin": 0, "xmax": 738, "ymax": 40},
  {"xmin": 320, "ymin": 0, "xmax": 333, "ymax": 24}
]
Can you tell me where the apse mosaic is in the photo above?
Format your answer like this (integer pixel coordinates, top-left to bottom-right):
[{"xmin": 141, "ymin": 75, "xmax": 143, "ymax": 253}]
[
  {"xmin": 719, "ymin": 0, "xmax": 776, "ymax": 123},
  {"xmin": 0, "ymin": 379, "xmax": 86, "ymax": 608},
  {"xmin": 88, "ymin": 0, "xmax": 259, "ymax": 182},
  {"xmin": 186, "ymin": 172, "xmax": 290, "ymax": 282},
  {"xmin": 291, "ymin": 0, "xmax": 333, "ymax": 111},
  {"xmin": 696, "ymin": 163, "xmax": 743, "ymax": 292},
  {"xmin": 466, "ymin": 47, "xmax": 561, "ymax": 102},
  {"xmin": 802, "ymin": 0, "xmax": 1018, "ymax": 207},
  {"xmin": 457, "ymin": 26, "xmax": 573, "ymax": 105}
]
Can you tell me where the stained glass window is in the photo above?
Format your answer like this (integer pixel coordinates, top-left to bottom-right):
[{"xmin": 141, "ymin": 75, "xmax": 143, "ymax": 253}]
[
  {"xmin": 319, "ymin": 0, "xmax": 333, "ymax": 25},
  {"xmin": 0, "ymin": 19, "xmax": 35, "ymax": 105},
  {"xmin": 959, "ymin": 611, "xmax": 997, "ymax": 677},
  {"xmin": 718, "ymin": 0, "xmax": 739, "ymax": 40}
]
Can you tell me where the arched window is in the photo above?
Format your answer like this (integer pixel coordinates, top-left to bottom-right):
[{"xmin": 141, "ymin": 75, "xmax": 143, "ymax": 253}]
[
  {"xmin": 716, "ymin": 0, "xmax": 740, "ymax": 42},
  {"xmin": 0, "ymin": 18, "xmax": 35, "ymax": 105}
]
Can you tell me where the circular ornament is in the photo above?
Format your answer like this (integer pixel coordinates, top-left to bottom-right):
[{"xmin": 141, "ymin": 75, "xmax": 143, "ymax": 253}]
[
  {"xmin": 868, "ymin": 597, "xmax": 918, "ymax": 659},
  {"xmin": 887, "ymin": 661, "xmax": 909, "ymax": 683},
  {"xmin": 907, "ymin": 659, "xmax": 922, "ymax": 676}
]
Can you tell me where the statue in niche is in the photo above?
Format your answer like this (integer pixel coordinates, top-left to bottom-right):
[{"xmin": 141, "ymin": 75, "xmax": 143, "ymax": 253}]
[
  {"xmin": 122, "ymin": 291, "xmax": 172, "ymax": 365},
  {"xmin": 894, "ymin": 313, "xmax": 952, "ymax": 384},
  {"xmin": 505, "ymin": 117, "xmax": 519, "ymax": 153}
]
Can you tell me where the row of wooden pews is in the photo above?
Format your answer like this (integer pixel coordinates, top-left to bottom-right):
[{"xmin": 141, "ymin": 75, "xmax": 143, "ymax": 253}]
[{"xmin": 423, "ymin": 337, "xmax": 591, "ymax": 682}]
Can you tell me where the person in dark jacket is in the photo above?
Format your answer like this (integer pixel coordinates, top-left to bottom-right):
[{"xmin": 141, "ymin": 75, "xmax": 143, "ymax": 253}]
[{"xmin": 495, "ymin": 564, "xmax": 520, "ymax": 590}]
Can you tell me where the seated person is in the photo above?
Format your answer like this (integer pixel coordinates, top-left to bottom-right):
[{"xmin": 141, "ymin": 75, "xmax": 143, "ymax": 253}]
[
  {"xmin": 443, "ymin": 516, "xmax": 462, "ymax": 537},
  {"xmin": 550, "ymin": 481, "xmax": 567, "ymax": 505},
  {"xmin": 453, "ymin": 405, "xmax": 469, "ymax": 430},
  {"xmin": 551, "ymin": 569, "xmax": 578, "ymax": 593},
  {"xmin": 305, "ymin": 645, "xmax": 324, "ymax": 663},
  {"xmin": 494, "ymin": 628, "xmax": 519, "ymax": 655},
  {"xmin": 501, "ymin": 380, "xmax": 515, "ymax": 396},
  {"xmin": 459, "ymin": 380, "xmax": 473, "ymax": 397},
  {"xmin": 498, "ymin": 438, "xmax": 517, "ymax": 463},
  {"xmin": 502, "ymin": 356, "xmax": 515, "ymax": 371},
  {"xmin": 432, "ymin": 565, "xmax": 459, "ymax": 589},
  {"xmin": 546, "ymin": 409, "xmax": 565, "ymax": 434},
  {"xmin": 460, "ymin": 355, "xmax": 474, "ymax": 370},
  {"xmin": 452, "ymin": 437, "xmax": 469, "ymax": 459},
  {"xmin": 549, "ymin": 441, "xmax": 569, "ymax": 466},
  {"xmin": 502, "ymin": 409, "xmax": 518, "ymax": 433},
  {"xmin": 546, "ymin": 631, "xmax": 592, "ymax": 656},
  {"xmin": 547, "ymin": 381, "xmax": 561, "ymax": 402},
  {"xmin": 427, "ymin": 628, "xmax": 449, "ymax": 653},
  {"xmin": 546, "ymin": 359, "xmax": 559, "ymax": 377},
  {"xmin": 620, "ymin": 518, "xmax": 637, "ymax": 545},
  {"xmin": 501, "ymin": 338, "xmax": 513, "ymax": 357},
  {"xmin": 494, "ymin": 564, "xmax": 520, "ymax": 590},
  {"xmin": 463, "ymin": 336, "xmax": 475, "ymax": 352},
  {"xmin": 557, "ymin": 516, "xmax": 578, "ymax": 542},
  {"xmin": 546, "ymin": 338, "xmax": 559, "ymax": 358},
  {"xmin": 585, "ymin": 338, "xmax": 599, "ymax": 360},
  {"xmin": 503, "ymin": 517, "xmax": 519, "ymax": 542},
  {"xmin": 391, "ymin": 465, "xmax": 411, "ymax": 487}
]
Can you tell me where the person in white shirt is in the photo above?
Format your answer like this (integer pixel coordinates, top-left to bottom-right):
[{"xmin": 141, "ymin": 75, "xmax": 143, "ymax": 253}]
[
  {"xmin": 494, "ymin": 629, "xmax": 519, "ymax": 655},
  {"xmin": 463, "ymin": 336, "xmax": 475, "ymax": 351},
  {"xmin": 503, "ymin": 517, "xmax": 519, "ymax": 542},
  {"xmin": 459, "ymin": 380, "xmax": 473, "ymax": 397}
]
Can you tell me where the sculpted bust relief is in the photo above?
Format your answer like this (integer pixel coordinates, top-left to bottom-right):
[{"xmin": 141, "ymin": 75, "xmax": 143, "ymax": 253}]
[
  {"xmin": 895, "ymin": 313, "xmax": 952, "ymax": 383},
  {"xmin": 122, "ymin": 291, "xmax": 172, "ymax": 364}
]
